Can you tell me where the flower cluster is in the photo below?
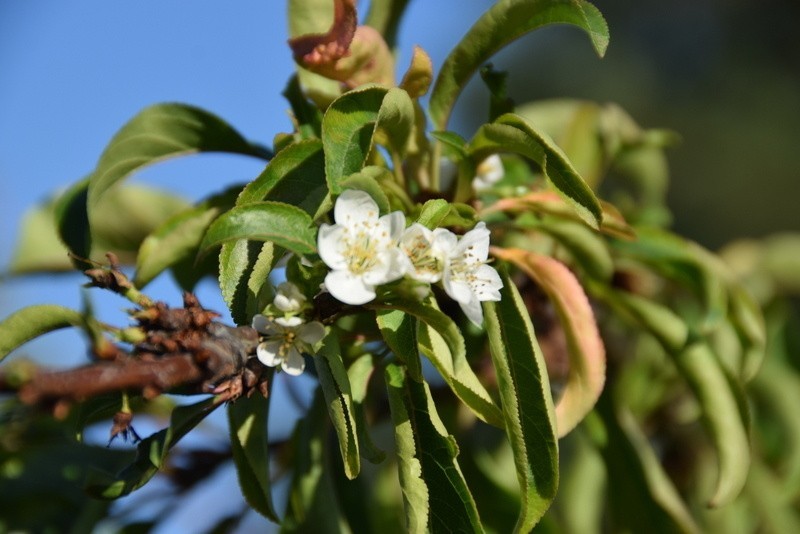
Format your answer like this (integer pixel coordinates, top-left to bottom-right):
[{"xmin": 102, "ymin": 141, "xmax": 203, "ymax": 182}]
[
  {"xmin": 251, "ymin": 282, "xmax": 325, "ymax": 376},
  {"xmin": 318, "ymin": 190, "xmax": 503, "ymax": 325}
]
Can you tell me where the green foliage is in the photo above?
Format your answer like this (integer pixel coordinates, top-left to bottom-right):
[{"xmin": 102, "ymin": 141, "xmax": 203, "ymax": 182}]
[{"xmin": 4, "ymin": 1, "xmax": 798, "ymax": 532}]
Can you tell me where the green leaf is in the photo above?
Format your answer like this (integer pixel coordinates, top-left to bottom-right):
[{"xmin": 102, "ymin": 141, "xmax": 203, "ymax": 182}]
[
  {"xmin": 375, "ymin": 87, "xmax": 414, "ymax": 157},
  {"xmin": 611, "ymin": 228, "xmax": 728, "ymax": 333},
  {"xmin": 9, "ymin": 198, "xmax": 73, "ymax": 274},
  {"xmin": 596, "ymin": 394, "xmax": 701, "ymax": 534},
  {"xmin": 228, "ymin": 379, "xmax": 279, "ymax": 522},
  {"xmin": 54, "ymin": 178, "xmax": 92, "ymax": 268},
  {"xmin": 675, "ymin": 342, "xmax": 750, "ymax": 507},
  {"xmin": 322, "ymin": 85, "xmax": 388, "ymax": 194},
  {"xmin": 283, "ymin": 75, "xmax": 324, "ymax": 139},
  {"xmin": 483, "ymin": 270, "xmax": 559, "ymax": 531},
  {"xmin": 480, "ymin": 64, "xmax": 515, "ymax": 122},
  {"xmin": 134, "ymin": 188, "xmax": 237, "ymax": 288},
  {"xmin": 199, "ymin": 201, "xmax": 317, "ymax": 258},
  {"xmin": 370, "ymin": 297, "xmax": 503, "ymax": 427},
  {"xmin": 237, "ymin": 139, "xmax": 327, "ymax": 215},
  {"xmin": 414, "ymin": 199, "xmax": 477, "ymax": 230},
  {"xmin": 469, "ymin": 113, "xmax": 602, "ymax": 227},
  {"xmin": 339, "ymin": 166, "xmax": 393, "ymax": 215},
  {"xmin": 347, "ymin": 353, "xmax": 386, "ymax": 463},
  {"xmin": 385, "ymin": 363, "xmax": 484, "ymax": 533},
  {"xmin": 530, "ymin": 217, "xmax": 614, "ymax": 281},
  {"xmin": 601, "ymin": 289, "xmax": 689, "ymax": 354},
  {"xmin": 429, "ymin": 0, "xmax": 609, "ymax": 130},
  {"xmin": 376, "ymin": 309, "xmax": 423, "ymax": 382},
  {"xmin": 429, "ymin": 131, "xmax": 468, "ymax": 159},
  {"xmin": 218, "ymin": 240, "xmax": 277, "ymax": 326},
  {"xmin": 728, "ymin": 286, "xmax": 766, "ymax": 382},
  {"xmin": 282, "ymin": 389, "xmax": 351, "ymax": 533},
  {"xmin": 316, "ymin": 334, "xmax": 361, "ymax": 480},
  {"xmin": 86, "ymin": 103, "xmax": 267, "ymax": 220},
  {"xmin": 493, "ymin": 249, "xmax": 606, "ymax": 438},
  {"xmin": 86, "ymin": 397, "xmax": 222, "ymax": 498},
  {"xmin": 0, "ymin": 305, "xmax": 85, "ymax": 361}
]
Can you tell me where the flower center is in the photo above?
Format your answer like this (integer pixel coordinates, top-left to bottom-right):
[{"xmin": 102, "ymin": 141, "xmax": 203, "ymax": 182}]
[
  {"xmin": 405, "ymin": 235, "xmax": 441, "ymax": 275},
  {"xmin": 342, "ymin": 222, "xmax": 388, "ymax": 275}
]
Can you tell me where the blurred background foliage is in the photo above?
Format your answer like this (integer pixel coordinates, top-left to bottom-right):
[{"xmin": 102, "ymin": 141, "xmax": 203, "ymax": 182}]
[{"xmin": 452, "ymin": 0, "xmax": 800, "ymax": 249}]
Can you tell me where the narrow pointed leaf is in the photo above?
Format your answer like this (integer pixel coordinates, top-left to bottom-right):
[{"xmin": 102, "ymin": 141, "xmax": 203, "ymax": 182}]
[
  {"xmin": 228, "ymin": 378, "xmax": 279, "ymax": 522},
  {"xmin": 596, "ymin": 394, "xmax": 701, "ymax": 534},
  {"xmin": 376, "ymin": 309, "xmax": 423, "ymax": 382},
  {"xmin": 385, "ymin": 363, "xmax": 484, "ymax": 533},
  {"xmin": 675, "ymin": 342, "xmax": 750, "ymax": 507},
  {"xmin": 316, "ymin": 334, "xmax": 361, "ymax": 479},
  {"xmin": 86, "ymin": 103, "xmax": 268, "ymax": 218},
  {"xmin": 199, "ymin": 201, "xmax": 316, "ymax": 258},
  {"xmin": 493, "ymin": 248, "xmax": 606, "ymax": 437},
  {"xmin": 347, "ymin": 353, "xmax": 386, "ymax": 463},
  {"xmin": 0, "ymin": 305, "xmax": 85, "ymax": 361},
  {"xmin": 429, "ymin": 0, "xmax": 609, "ymax": 130},
  {"xmin": 483, "ymin": 270, "xmax": 559, "ymax": 530},
  {"xmin": 470, "ymin": 114, "xmax": 602, "ymax": 227},
  {"xmin": 218, "ymin": 240, "xmax": 277, "ymax": 326},
  {"xmin": 370, "ymin": 297, "xmax": 503, "ymax": 427},
  {"xmin": 86, "ymin": 396, "xmax": 222, "ymax": 498}
]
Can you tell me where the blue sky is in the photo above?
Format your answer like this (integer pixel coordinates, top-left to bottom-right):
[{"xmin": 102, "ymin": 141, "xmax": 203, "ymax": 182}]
[{"xmin": 0, "ymin": 0, "xmax": 496, "ymax": 363}]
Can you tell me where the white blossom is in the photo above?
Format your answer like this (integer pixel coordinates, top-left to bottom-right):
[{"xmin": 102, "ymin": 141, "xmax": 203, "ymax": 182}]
[
  {"xmin": 440, "ymin": 222, "xmax": 503, "ymax": 326},
  {"xmin": 472, "ymin": 154, "xmax": 504, "ymax": 192},
  {"xmin": 318, "ymin": 190, "xmax": 407, "ymax": 305},
  {"xmin": 399, "ymin": 223, "xmax": 453, "ymax": 283},
  {"xmin": 273, "ymin": 281, "xmax": 306, "ymax": 313},
  {"xmin": 251, "ymin": 314, "xmax": 325, "ymax": 376}
]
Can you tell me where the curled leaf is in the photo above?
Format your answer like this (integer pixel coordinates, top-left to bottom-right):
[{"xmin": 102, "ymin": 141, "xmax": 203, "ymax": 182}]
[
  {"xmin": 492, "ymin": 247, "xmax": 606, "ymax": 437},
  {"xmin": 399, "ymin": 46, "xmax": 433, "ymax": 98}
]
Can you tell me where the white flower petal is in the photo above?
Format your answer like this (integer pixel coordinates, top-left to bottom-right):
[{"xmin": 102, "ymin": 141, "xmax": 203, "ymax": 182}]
[
  {"xmin": 442, "ymin": 269, "xmax": 474, "ymax": 304},
  {"xmin": 432, "ymin": 228, "xmax": 457, "ymax": 254},
  {"xmin": 324, "ymin": 269, "xmax": 376, "ymax": 305},
  {"xmin": 275, "ymin": 316, "xmax": 303, "ymax": 328},
  {"xmin": 473, "ymin": 154, "xmax": 504, "ymax": 191},
  {"xmin": 379, "ymin": 211, "xmax": 406, "ymax": 241},
  {"xmin": 472, "ymin": 264, "xmax": 503, "ymax": 301},
  {"xmin": 459, "ymin": 296, "xmax": 485, "ymax": 327},
  {"xmin": 335, "ymin": 190, "xmax": 380, "ymax": 225},
  {"xmin": 282, "ymin": 347, "xmax": 306, "ymax": 376},
  {"xmin": 298, "ymin": 321, "xmax": 326, "ymax": 345},
  {"xmin": 456, "ymin": 222, "xmax": 490, "ymax": 263},
  {"xmin": 274, "ymin": 282, "xmax": 306, "ymax": 312},
  {"xmin": 251, "ymin": 314, "xmax": 270, "ymax": 334},
  {"xmin": 256, "ymin": 340, "xmax": 284, "ymax": 367},
  {"xmin": 318, "ymin": 224, "xmax": 348, "ymax": 270}
]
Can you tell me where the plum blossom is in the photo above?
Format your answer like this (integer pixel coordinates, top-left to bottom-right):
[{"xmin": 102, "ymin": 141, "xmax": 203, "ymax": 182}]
[
  {"xmin": 273, "ymin": 281, "xmax": 306, "ymax": 313},
  {"xmin": 251, "ymin": 314, "xmax": 325, "ymax": 376},
  {"xmin": 440, "ymin": 222, "xmax": 503, "ymax": 326},
  {"xmin": 318, "ymin": 190, "xmax": 407, "ymax": 305},
  {"xmin": 472, "ymin": 154, "xmax": 504, "ymax": 192},
  {"xmin": 399, "ymin": 223, "xmax": 453, "ymax": 283}
]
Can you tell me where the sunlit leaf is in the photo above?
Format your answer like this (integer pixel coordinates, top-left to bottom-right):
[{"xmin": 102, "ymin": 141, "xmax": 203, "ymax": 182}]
[
  {"xmin": 218, "ymin": 241, "xmax": 277, "ymax": 326},
  {"xmin": 347, "ymin": 353, "xmax": 386, "ymax": 463},
  {"xmin": 86, "ymin": 103, "xmax": 267, "ymax": 220},
  {"xmin": 385, "ymin": 363, "xmax": 484, "ymax": 533},
  {"xmin": 376, "ymin": 309, "xmax": 423, "ymax": 382},
  {"xmin": 228, "ymin": 384, "xmax": 279, "ymax": 522},
  {"xmin": 0, "ymin": 305, "xmax": 85, "ymax": 361},
  {"xmin": 322, "ymin": 85, "xmax": 388, "ymax": 194},
  {"xmin": 399, "ymin": 46, "xmax": 433, "ymax": 98},
  {"xmin": 364, "ymin": 0, "xmax": 412, "ymax": 49},
  {"xmin": 470, "ymin": 113, "xmax": 602, "ymax": 227},
  {"xmin": 492, "ymin": 248, "xmax": 606, "ymax": 437},
  {"xmin": 429, "ymin": 0, "xmax": 609, "ymax": 130},
  {"xmin": 376, "ymin": 88, "xmax": 414, "ymax": 157},
  {"xmin": 370, "ymin": 297, "xmax": 503, "ymax": 427},
  {"xmin": 316, "ymin": 334, "xmax": 361, "ymax": 480},
  {"xmin": 199, "ymin": 201, "xmax": 317, "ymax": 258},
  {"xmin": 237, "ymin": 139, "xmax": 327, "ymax": 215},
  {"xmin": 483, "ymin": 269, "xmax": 559, "ymax": 530}
]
